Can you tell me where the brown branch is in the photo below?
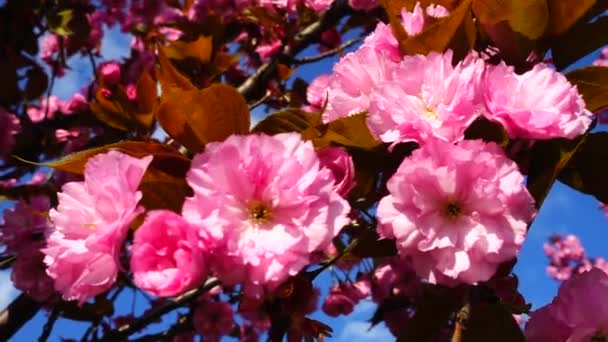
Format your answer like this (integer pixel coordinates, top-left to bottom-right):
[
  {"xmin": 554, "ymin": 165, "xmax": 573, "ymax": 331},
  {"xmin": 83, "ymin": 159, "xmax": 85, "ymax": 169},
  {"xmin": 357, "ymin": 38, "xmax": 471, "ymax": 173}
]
[
  {"xmin": 293, "ymin": 37, "xmax": 363, "ymax": 64},
  {"xmin": 101, "ymin": 278, "xmax": 220, "ymax": 341},
  {"xmin": 237, "ymin": 0, "xmax": 351, "ymax": 103},
  {"xmin": 38, "ymin": 307, "xmax": 60, "ymax": 342},
  {"xmin": 451, "ymin": 302, "xmax": 471, "ymax": 342},
  {"xmin": 0, "ymin": 294, "xmax": 41, "ymax": 341}
]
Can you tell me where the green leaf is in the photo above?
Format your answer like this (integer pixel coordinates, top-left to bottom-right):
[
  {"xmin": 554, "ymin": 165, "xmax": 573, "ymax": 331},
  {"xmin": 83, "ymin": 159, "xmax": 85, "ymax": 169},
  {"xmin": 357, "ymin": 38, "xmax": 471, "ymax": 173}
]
[
  {"xmin": 559, "ymin": 132, "xmax": 608, "ymax": 204},
  {"xmin": 567, "ymin": 66, "xmax": 608, "ymax": 113}
]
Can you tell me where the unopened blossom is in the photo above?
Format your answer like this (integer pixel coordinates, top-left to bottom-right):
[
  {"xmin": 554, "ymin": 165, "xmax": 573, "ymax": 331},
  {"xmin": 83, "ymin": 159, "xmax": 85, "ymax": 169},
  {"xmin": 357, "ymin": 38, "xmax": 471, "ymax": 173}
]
[
  {"xmin": 61, "ymin": 93, "xmax": 88, "ymax": 114},
  {"xmin": 324, "ymin": 46, "xmax": 396, "ymax": 122},
  {"xmin": 11, "ymin": 243, "xmax": 56, "ymax": 302},
  {"xmin": 0, "ymin": 196, "xmax": 51, "ymax": 254},
  {"xmin": 348, "ymin": 0, "xmax": 377, "ymax": 10},
  {"xmin": 317, "ymin": 147, "xmax": 355, "ymax": 197},
  {"xmin": 322, "ymin": 284, "xmax": 357, "ymax": 317},
  {"xmin": 99, "ymin": 61, "xmax": 122, "ymax": 85},
  {"xmin": 131, "ymin": 210, "xmax": 208, "ymax": 297},
  {"xmin": 484, "ymin": 63, "xmax": 593, "ymax": 140},
  {"xmin": 193, "ymin": 301, "xmax": 236, "ymax": 342},
  {"xmin": 377, "ymin": 139, "xmax": 536, "ymax": 285},
  {"xmin": 305, "ymin": 0, "xmax": 334, "ymax": 13},
  {"xmin": 0, "ymin": 107, "xmax": 20, "ymax": 158},
  {"xmin": 368, "ymin": 51, "xmax": 484, "ymax": 145},
  {"xmin": 307, "ymin": 74, "xmax": 331, "ymax": 108},
  {"xmin": 526, "ymin": 268, "xmax": 608, "ymax": 341},
  {"xmin": 255, "ymin": 39, "xmax": 282, "ymax": 62},
  {"xmin": 319, "ymin": 29, "xmax": 342, "ymax": 53},
  {"xmin": 43, "ymin": 151, "xmax": 152, "ymax": 304},
  {"xmin": 182, "ymin": 133, "xmax": 350, "ymax": 298}
]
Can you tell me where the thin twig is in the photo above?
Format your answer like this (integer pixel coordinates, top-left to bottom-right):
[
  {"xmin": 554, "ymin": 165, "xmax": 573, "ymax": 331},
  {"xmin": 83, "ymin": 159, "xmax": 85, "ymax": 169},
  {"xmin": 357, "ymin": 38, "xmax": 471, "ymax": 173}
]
[
  {"xmin": 102, "ymin": 278, "xmax": 220, "ymax": 341},
  {"xmin": 293, "ymin": 37, "xmax": 363, "ymax": 64},
  {"xmin": 38, "ymin": 307, "xmax": 61, "ymax": 342},
  {"xmin": 308, "ymin": 238, "xmax": 359, "ymax": 280},
  {"xmin": 237, "ymin": 0, "xmax": 350, "ymax": 103}
]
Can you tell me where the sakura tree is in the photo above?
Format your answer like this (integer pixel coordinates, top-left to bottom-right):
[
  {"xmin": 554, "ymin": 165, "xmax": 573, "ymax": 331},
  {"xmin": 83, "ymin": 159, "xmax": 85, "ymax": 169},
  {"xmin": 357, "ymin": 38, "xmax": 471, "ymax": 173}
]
[{"xmin": 0, "ymin": 0, "xmax": 607, "ymax": 341}]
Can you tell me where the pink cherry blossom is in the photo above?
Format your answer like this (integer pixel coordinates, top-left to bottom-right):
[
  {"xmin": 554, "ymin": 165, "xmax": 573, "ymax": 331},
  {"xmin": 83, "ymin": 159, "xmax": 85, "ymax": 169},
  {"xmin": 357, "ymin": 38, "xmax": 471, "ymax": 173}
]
[
  {"xmin": 322, "ymin": 284, "xmax": 357, "ymax": 317},
  {"xmin": 361, "ymin": 2, "xmax": 449, "ymax": 62},
  {"xmin": 61, "ymin": 93, "xmax": 89, "ymax": 114},
  {"xmin": 43, "ymin": 151, "xmax": 152, "ymax": 304},
  {"xmin": 324, "ymin": 46, "xmax": 397, "ymax": 122},
  {"xmin": 483, "ymin": 63, "xmax": 593, "ymax": 140},
  {"xmin": 0, "ymin": 107, "xmax": 20, "ymax": 158},
  {"xmin": 377, "ymin": 139, "xmax": 536, "ymax": 285},
  {"xmin": 348, "ymin": 0, "xmax": 377, "ymax": 10},
  {"xmin": 367, "ymin": 51, "xmax": 484, "ymax": 145},
  {"xmin": 11, "ymin": 243, "xmax": 56, "ymax": 303},
  {"xmin": 99, "ymin": 61, "xmax": 122, "ymax": 86},
  {"xmin": 182, "ymin": 133, "xmax": 350, "ymax": 298},
  {"xmin": 27, "ymin": 96, "xmax": 63, "ymax": 122},
  {"xmin": 316, "ymin": 147, "xmax": 355, "ymax": 197},
  {"xmin": 526, "ymin": 268, "xmax": 608, "ymax": 341},
  {"xmin": 371, "ymin": 258, "xmax": 419, "ymax": 302},
  {"xmin": 305, "ymin": 0, "xmax": 334, "ymax": 13},
  {"xmin": 0, "ymin": 196, "xmax": 51, "ymax": 254},
  {"xmin": 307, "ymin": 74, "xmax": 331, "ymax": 108},
  {"xmin": 131, "ymin": 210, "xmax": 208, "ymax": 297},
  {"xmin": 193, "ymin": 301, "xmax": 236, "ymax": 342}
]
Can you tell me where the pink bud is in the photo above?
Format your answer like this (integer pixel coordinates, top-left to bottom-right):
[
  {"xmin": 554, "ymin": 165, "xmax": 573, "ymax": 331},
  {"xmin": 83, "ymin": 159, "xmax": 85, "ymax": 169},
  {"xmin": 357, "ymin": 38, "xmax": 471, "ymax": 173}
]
[{"xmin": 99, "ymin": 61, "xmax": 122, "ymax": 85}]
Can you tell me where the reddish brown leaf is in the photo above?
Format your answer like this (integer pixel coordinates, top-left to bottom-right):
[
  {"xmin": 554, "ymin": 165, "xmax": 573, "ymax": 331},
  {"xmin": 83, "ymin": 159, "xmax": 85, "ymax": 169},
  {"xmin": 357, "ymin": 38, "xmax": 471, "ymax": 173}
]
[
  {"xmin": 547, "ymin": 0, "xmax": 597, "ymax": 35},
  {"xmin": 566, "ymin": 66, "xmax": 608, "ymax": 113}
]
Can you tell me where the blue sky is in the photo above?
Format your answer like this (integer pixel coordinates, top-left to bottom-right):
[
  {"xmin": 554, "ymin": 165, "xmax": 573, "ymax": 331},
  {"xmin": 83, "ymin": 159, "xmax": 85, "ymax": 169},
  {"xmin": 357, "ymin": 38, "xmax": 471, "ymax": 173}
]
[{"xmin": 2, "ymin": 21, "xmax": 607, "ymax": 341}]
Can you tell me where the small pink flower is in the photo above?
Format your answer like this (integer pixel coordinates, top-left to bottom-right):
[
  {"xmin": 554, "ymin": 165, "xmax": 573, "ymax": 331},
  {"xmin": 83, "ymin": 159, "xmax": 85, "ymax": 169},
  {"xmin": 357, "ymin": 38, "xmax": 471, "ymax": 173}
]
[
  {"xmin": 377, "ymin": 139, "xmax": 536, "ymax": 285},
  {"xmin": 322, "ymin": 284, "xmax": 357, "ymax": 317},
  {"xmin": 61, "ymin": 93, "xmax": 88, "ymax": 114},
  {"xmin": 27, "ymin": 96, "xmax": 62, "ymax": 122},
  {"xmin": 193, "ymin": 301, "xmax": 236, "ymax": 342},
  {"xmin": 348, "ymin": 0, "xmax": 377, "ymax": 10},
  {"xmin": 182, "ymin": 133, "xmax": 350, "ymax": 298},
  {"xmin": 11, "ymin": 243, "xmax": 56, "ymax": 303},
  {"xmin": 319, "ymin": 29, "xmax": 342, "ymax": 53},
  {"xmin": 307, "ymin": 74, "xmax": 331, "ymax": 108},
  {"xmin": 483, "ymin": 63, "xmax": 593, "ymax": 140},
  {"xmin": 305, "ymin": 0, "xmax": 334, "ymax": 13},
  {"xmin": 324, "ymin": 46, "xmax": 397, "ymax": 122},
  {"xmin": 131, "ymin": 210, "xmax": 208, "ymax": 297},
  {"xmin": 526, "ymin": 268, "xmax": 608, "ymax": 341},
  {"xmin": 368, "ymin": 51, "xmax": 484, "ymax": 145},
  {"xmin": 99, "ymin": 61, "xmax": 122, "ymax": 86},
  {"xmin": 317, "ymin": 147, "xmax": 355, "ymax": 197},
  {"xmin": 43, "ymin": 151, "xmax": 153, "ymax": 304},
  {"xmin": 0, "ymin": 196, "xmax": 51, "ymax": 254},
  {"xmin": 0, "ymin": 107, "xmax": 20, "ymax": 158},
  {"xmin": 255, "ymin": 39, "xmax": 282, "ymax": 62}
]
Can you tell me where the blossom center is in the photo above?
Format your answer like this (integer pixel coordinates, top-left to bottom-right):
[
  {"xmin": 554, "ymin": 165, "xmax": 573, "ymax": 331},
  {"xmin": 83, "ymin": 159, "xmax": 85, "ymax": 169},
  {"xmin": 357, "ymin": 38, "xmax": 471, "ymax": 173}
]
[
  {"xmin": 443, "ymin": 202, "xmax": 462, "ymax": 220},
  {"xmin": 249, "ymin": 202, "xmax": 272, "ymax": 226},
  {"xmin": 423, "ymin": 106, "xmax": 438, "ymax": 121}
]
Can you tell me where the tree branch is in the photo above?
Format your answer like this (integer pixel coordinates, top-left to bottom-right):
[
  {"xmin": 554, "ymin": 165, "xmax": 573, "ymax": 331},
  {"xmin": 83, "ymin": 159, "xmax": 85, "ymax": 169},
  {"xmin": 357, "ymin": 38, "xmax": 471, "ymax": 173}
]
[
  {"xmin": 102, "ymin": 278, "xmax": 220, "ymax": 341},
  {"xmin": 293, "ymin": 37, "xmax": 362, "ymax": 64},
  {"xmin": 237, "ymin": 0, "xmax": 351, "ymax": 102},
  {"xmin": 451, "ymin": 302, "xmax": 471, "ymax": 342},
  {"xmin": 0, "ymin": 294, "xmax": 41, "ymax": 341},
  {"xmin": 38, "ymin": 307, "xmax": 60, "ymax": 342}
]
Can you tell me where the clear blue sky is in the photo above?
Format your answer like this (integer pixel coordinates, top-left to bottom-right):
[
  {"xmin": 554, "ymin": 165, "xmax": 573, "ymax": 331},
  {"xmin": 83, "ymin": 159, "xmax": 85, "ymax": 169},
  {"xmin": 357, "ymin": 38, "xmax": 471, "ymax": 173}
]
[{"xmin": 2, "ymin": 23, "xmax": 607, "ymax": 341}]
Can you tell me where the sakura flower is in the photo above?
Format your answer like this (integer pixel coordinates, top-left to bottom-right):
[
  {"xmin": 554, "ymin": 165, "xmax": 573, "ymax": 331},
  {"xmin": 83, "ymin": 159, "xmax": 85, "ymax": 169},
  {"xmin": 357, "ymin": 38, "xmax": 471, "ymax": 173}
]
[
  {"xmin": 11, "ymin": 243, "xmax": 56, "ymax": 303},
  {"xmin": 361, "ymin": 2, "xmax": 449, "ymax": 62},
  {"xmin": 61, "ymin": 93, "xmax": 89, "ymax": 114},
  {"xmin": 43, "ymin": 151, "xmax": 152, "ymax": 304},
  {"xmin": 368, "ymin": 51, "xmax": 484, "ymax": 145},
  {"xmin": 27, "ymin": 96, "xmax": 63, "ymax": 122},
  {"xmin": 324, "ymin": 46, "xmax": 397, "ymax": 122},
  {"xmin": 322, "ymin": 284, "xmax": 357, "ymax": 317},
  {"xmin": 99, "ymin": 61, "xmax": 122, "ymax": 85},
  {"xmin": 526, "ymin": 268, "xmax": 608, "ymax": 341},
  {"xmin": 483, "ymin": 63, "xmax": 593, "ymax": 140},
  {"xmin": 348, "ymin": 0, "xmax": 377, "ymax": 10},
  {"xmin": 305, "ymin": 0, "xmax": 334, "ymax": 13},
  {"xmin": 131, "ymin": 210, "xmax": 208, "ymax": 297},
  {"xmin": 0, "ymin": 196, "xmax": 51, "ymax": 254},
  {"xmin": 193, "ymin": 301, "xmax": 236, "ymax": 342},
  {"xmin": 0, "ymin": 107, "xmax": 20, "ymax": 158},
  {"xmin": 317, "ymin": 147, "xmax": 355, "ymax": 197},
  {"xmin": 307, "ymin": 74, "xmax": 331, "ymax": 108},
  {"xmin": 377, "ymin": 139, "xmax": 536, "ymax": 285},
  {"xmin": 182, "ymin": 133, "xmax": 350, "ymax": 298}
]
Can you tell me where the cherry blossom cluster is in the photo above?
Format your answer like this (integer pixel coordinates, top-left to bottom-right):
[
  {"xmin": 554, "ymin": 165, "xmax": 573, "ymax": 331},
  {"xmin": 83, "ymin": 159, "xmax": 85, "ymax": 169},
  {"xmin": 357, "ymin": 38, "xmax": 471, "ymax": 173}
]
[{"xmin": 544, "ymin": 234, "xmax": 608, "ymax": 281}]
